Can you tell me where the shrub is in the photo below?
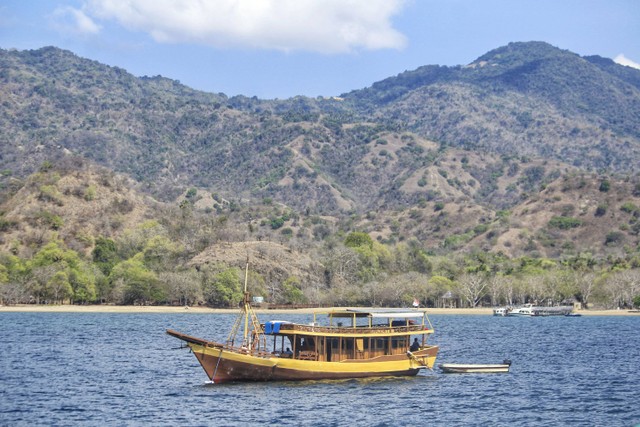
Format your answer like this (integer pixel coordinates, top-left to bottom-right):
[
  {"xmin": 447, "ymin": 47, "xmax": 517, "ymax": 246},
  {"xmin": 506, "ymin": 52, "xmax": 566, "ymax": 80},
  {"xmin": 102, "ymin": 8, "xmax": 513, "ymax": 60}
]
[
  {"xmin": 38, "ymin": 185, "xmax": 63, "ymax": 205},
  {"xmin": 344, "ymin": 231, "xmax": 373, "ymax": 248},
  {"xmin": 548, "ymin": 216, "xmax": 582, "ymax": 230},
  {"xmin": 620, "ymin": 202, "xmax": 638, "ymax": 214},
  {"xmin": 594, "ymin": 204, "xmax": 607, "ymax": 217},
  {"xmin": 185, "ymin": 187, "xmax": 197, "ymax": 199},
  {"xmin": 37, "ymin": 211, "xmax": 64, "ymax": 230},
  {"xmin": 84, "ymin": 185, "xmax": 96, "ymax": 201},
  {"xmin": 605, "ymin": 231, "xmax": 625, "ymax": 246},
  {"xmin": 270, "ymin": 217, "xmax": 285, "ymax": 229},
  {"xmin": 473, "ymin": 224, "xmax": 489, "ymax": 235},
  {"xmin": 0, "ymin": 217, "xmax": 17, "ymax": 232}
]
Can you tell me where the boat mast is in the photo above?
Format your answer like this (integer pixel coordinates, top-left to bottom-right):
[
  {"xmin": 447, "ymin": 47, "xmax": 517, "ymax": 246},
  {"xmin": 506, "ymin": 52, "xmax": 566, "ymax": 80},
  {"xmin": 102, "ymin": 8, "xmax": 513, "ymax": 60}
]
[
  {"xmin": 226, "ymin": 258, "xmax": 265, "ymax": 352},
  {"xmin": 243, "ymin": 259, "xmax": 250, "ymax": 346}
]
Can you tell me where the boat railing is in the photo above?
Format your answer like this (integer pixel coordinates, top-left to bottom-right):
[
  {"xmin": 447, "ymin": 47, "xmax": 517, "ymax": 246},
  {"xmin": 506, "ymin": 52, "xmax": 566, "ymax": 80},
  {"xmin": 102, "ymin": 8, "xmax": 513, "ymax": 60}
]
[
  {"xmin": 277, "ymin": 323, "xmax": 429, "ymax": 335},
  {"xmin": 298, "ymin": 350, "xmax": 318, "ymax": 361},
  {"xmin": 217, "ymin": 344, "xmax": 322, "ymax": 361},
  {"xmin": 214, "ymin": 343, "xmax": 275, "ymax": 359}
]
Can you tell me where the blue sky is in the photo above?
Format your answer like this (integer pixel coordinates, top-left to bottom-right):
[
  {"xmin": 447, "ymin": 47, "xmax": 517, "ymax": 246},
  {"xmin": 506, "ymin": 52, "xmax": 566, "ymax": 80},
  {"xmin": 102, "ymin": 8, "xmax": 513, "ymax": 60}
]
[{"xmin": 1, "ymin": 0, "xmax": 639, "ymax": 99}]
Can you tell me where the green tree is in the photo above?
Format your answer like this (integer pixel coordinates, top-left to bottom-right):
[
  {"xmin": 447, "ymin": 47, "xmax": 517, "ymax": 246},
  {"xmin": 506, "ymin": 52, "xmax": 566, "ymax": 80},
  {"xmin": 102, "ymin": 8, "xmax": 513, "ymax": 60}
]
[
  {"xmin": 428, "ymin": 275, "xmax": 455, "ymax": 306},
  {"xmin": 69, "ymin": 264, "xmax": 97, "ymax": 303},
  {"xmin": 203, "ymin": 268, "xmax": 243, "ymax": 307},
  {"xmin": 117, "ymin": 220, "xmax": 167, "ymax": 260},
  {"xmin": 281, "ymin": 276, "xmax": 306, "ymax": 304},
  {"xmin": 344, "ymin": 232, "xmax": 373, "ymax": 249},
  {"xmin": 142, "ymin": 235, "xmax": 182, "ymax": 270},
  {"xmin": 31, "ymin": 241, "xmax": 81, "ymax": 270},
  {"xmin": 47, "ymin": 271, "xmax": 73, "ymax": 303},
  {"xmin": 30, "ymin": 241, "xmax": 97, "ymax": 303},
  {"xmin": 109, "ymin": 253, "xmax": 160, "ymax": 304},
  {"xmin": 92, "ymin": 237, "xmax": 119, "ymax": 275},
  {"xmin": 0, "ymin": 263, "xmax": 8, "ymax": 284},
  {"xmin": 351, "ymin": 241, "xmax": 392, "ymax": 282},
  {"xmin": 0, "ymin": 254, "xmax": 28, "ymax": 304}
]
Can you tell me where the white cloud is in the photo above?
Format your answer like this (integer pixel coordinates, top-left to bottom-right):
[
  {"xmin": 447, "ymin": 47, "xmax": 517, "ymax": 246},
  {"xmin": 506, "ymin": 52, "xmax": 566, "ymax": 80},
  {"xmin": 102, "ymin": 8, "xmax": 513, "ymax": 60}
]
[
  {"xmin": 83, "ymin": 0, "xmax": 408, "ymax": 53},
  {"xmin": 52, "ymin": 6, "xmax": 102, "ymax": 35},
  {"xmin": 614, "ymin": 54, "xmax": 640, "ymax": 70}
]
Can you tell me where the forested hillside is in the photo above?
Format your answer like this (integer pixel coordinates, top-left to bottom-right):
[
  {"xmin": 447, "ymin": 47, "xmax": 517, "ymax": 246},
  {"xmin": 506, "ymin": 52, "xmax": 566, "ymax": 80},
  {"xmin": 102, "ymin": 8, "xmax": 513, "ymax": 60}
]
[{"xmin": 1, "ymin": 42, "xmax": 639, "ymax": 309}]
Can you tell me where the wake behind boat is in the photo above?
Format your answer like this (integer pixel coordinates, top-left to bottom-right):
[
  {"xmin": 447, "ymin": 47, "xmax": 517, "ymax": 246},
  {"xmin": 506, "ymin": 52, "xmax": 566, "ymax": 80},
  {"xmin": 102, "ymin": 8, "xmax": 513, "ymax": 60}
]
[{"xmin": 167, "ymin": 263, "xmax": 439, "ymax": 383}]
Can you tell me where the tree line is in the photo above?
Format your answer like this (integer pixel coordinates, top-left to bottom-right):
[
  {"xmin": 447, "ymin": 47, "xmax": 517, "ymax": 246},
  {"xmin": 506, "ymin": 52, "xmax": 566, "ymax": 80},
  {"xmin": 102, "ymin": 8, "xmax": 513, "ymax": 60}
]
[{"xmin": 1, "ymin": 225, "xmax": 639, "ymax": 310}]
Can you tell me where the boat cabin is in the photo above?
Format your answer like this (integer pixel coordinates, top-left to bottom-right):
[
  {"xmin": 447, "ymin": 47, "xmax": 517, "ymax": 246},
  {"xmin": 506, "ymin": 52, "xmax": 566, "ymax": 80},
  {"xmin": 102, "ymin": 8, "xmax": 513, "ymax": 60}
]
[{"xmin": 259, "ymin": 308, "xmax": 433, "ymax": 362}]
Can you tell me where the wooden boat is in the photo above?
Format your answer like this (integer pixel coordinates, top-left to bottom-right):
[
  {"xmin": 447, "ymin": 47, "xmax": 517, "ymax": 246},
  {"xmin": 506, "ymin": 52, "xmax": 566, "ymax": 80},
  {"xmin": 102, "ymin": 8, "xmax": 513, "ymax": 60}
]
[
  {"xmin": 439, "ymin": 360, "xmax": 512, "ymax": 374},
  {"xmin": 167, "ymin": 263, "xmax": 439, "ymax": 383}
]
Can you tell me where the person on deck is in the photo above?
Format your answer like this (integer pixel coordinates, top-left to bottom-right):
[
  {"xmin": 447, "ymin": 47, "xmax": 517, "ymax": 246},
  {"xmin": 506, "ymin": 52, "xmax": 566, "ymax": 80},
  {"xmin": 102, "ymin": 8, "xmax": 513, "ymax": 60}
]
[{"xmin": 410, "ymin": 338, "xmax": 420, "ymax": 352}]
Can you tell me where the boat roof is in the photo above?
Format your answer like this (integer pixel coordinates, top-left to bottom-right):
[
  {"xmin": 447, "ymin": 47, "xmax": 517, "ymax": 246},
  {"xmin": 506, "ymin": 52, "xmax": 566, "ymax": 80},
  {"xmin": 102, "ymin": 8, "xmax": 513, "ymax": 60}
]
[{"xmin": 323, "ymin": 308, "xmax": 428, "ymax": 319}]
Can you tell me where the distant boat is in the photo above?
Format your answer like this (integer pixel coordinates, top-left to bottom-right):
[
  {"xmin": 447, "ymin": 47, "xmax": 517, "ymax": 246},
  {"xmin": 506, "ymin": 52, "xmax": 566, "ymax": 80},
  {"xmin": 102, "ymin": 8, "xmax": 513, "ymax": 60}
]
[
  {"xmin": 439, "ymin": 360, "xmax": 512, "ymax": 373},
  {"xmin": 493, "ymin": 304, "xmax": 574, "ymax": 317},
  {"xmin": 167, "ymin": 262, "xmax": 439, "ymax": 383}
]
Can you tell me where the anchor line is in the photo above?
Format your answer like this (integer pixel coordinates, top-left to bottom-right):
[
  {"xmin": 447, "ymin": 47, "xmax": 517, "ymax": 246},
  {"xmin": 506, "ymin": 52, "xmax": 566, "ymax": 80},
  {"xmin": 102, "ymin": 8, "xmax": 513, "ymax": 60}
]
[
  {"xmin": 407, "ymin": 351, "xmax": 431, "ymax": 370},
  {"xmin": 211, "ymin": 348, "xmax": 223, "ymax": 383}
]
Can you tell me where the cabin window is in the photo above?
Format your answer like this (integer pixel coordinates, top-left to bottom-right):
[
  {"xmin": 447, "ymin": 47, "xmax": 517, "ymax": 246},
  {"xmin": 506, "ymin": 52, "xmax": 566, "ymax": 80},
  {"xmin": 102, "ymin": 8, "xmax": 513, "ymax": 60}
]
[
  {"xmin": 372, "ymin": 338, "xmax": 386, "ymax": 352},
  {"xmin": 373, "ymin": 338, "xmax": 382, "ymax": 349},
  {"xmin": 392, "ymin": 337, "xmax": 409, "ymax": 349}
]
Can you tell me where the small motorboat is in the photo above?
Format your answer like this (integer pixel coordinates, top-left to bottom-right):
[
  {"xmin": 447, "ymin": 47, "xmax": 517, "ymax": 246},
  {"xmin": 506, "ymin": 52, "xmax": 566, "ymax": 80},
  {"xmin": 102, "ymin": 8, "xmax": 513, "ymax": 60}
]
[{"xmin": 439, "ymin": 359, "xmax": 512, "ymax": 373}]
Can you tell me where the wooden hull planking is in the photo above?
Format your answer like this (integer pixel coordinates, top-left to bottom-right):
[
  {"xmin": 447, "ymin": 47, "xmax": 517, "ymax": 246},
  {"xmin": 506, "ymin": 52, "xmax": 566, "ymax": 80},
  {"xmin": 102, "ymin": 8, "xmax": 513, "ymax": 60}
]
[{"xmin": 189, "ymin": 342, "xmax": 438, "ymax": 383}]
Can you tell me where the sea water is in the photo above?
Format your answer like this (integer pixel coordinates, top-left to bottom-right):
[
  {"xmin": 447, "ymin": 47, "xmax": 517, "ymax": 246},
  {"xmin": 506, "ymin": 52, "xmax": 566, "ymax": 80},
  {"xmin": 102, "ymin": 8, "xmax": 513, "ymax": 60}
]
[{"xmin": 1, "ymin": 312, "xmax": 638, "ymax": 426}]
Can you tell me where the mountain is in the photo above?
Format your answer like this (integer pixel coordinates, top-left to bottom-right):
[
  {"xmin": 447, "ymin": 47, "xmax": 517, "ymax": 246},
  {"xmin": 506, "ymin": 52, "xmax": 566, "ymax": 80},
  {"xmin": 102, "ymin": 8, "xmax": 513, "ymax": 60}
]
[
  {"xmin": 344, "ymin": 42, "xmax": 640, "ymax": 172},
  {"xmin": 1, "ymin": 42, "xmax": 640, "ymax": 262}
]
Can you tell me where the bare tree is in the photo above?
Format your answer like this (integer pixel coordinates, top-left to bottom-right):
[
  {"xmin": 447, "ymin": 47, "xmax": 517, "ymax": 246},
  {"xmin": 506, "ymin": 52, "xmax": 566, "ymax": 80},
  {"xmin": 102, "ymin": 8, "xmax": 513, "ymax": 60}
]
[
  {"xmin": 604, "ymin": 269, "xmax": 640, "ymax": 309},
  {"xmin": 455, "ymin": 273, "xmax": 488, "ymax": 307},
  {"xmin": 160, "ymin": 270, "xmax": 203, "ymax": 306},
  {"xmin": 0, "ymin": 282, "xmax": 29, "ymax": 305},
  {"xmin": 486, "ymin": 275, "xmax": 508, "ymax": 306},
  {"xmin": 570, "ymin": 270, "xmax": 598, "ymax": 308},
  {"xmin": 323, "ymin": 247, "xmax": 360, "ymax": 285}
]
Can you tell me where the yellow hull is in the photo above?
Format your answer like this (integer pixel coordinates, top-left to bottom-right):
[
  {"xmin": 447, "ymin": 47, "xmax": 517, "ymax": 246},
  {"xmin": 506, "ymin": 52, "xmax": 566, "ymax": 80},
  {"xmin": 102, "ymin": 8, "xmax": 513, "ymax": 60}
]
[{"xmin": 188, "ymin": 342, "xmax": 438, "ymax": 383}]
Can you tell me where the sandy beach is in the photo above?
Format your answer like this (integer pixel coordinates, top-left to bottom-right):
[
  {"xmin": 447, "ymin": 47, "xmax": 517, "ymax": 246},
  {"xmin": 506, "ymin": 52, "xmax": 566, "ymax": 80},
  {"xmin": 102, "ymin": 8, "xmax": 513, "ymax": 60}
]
[{"xmin": 0, "ymin": 304, "xmax": 637, "ymax": 316}]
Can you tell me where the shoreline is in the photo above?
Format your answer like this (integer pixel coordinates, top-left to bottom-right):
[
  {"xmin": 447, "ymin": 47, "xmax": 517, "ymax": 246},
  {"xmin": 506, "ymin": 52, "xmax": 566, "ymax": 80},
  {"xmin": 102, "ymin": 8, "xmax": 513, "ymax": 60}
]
[{"xmin": 0, "ymin": 304, "xmax": 638, "ymax": 316}]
